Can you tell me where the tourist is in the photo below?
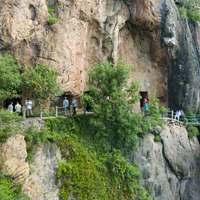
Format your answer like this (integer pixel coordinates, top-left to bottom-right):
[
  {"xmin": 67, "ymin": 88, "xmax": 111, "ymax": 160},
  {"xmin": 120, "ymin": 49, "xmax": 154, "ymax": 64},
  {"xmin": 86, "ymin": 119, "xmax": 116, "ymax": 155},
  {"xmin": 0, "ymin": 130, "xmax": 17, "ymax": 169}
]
[
  {"xmin": 63, "ymin": 97, "xmax": 69, "ymax": 115},
  {"xmin": 26, "ymin": 98, "xmax": 33, "ymax": 118},
  {"xmin": 72, "ymin": 97, "xmax": 77, "ymax": 115},
  {"xmin": 180, "ymin": 110, "xmax": 185, "ymax": 121},
  {"xmin": 15, "ymin": 101, "xmax": 22, "ymax": 115},
  {"xmin": 175, "ymin": 110, "xmax": 181, "ymax": 121},
  {"xmin": 8, "ymin": 102, "xmax": 13, "ymax": 113},
  {"xmin": 144, "ymin": 102, "xmax": 149, "ymax": 115}
]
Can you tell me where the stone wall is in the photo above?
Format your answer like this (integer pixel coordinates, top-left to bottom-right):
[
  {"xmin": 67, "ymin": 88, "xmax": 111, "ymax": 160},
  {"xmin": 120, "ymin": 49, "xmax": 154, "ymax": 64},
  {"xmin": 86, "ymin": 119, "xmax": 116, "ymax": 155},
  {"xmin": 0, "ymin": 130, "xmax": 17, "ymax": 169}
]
[{"xmin": 129, "ymin": 120, "xmax": 200, "ymax": 200}]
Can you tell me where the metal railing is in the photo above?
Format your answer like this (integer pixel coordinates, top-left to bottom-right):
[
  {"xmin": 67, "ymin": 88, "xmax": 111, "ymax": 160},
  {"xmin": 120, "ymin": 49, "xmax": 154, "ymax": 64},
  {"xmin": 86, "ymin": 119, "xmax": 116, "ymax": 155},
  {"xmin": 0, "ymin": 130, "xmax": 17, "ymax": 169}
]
[{"xmin": 22, "ymin": 105, "xmax": 200, "ymax": 124}]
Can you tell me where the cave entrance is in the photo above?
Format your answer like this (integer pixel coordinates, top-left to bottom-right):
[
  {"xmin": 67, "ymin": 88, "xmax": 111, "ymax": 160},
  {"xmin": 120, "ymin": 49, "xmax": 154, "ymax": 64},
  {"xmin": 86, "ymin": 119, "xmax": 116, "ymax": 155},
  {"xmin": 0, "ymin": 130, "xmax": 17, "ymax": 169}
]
[{"xmin": 139, "ymin": 91, "xmax": 148, "ymax": 109}]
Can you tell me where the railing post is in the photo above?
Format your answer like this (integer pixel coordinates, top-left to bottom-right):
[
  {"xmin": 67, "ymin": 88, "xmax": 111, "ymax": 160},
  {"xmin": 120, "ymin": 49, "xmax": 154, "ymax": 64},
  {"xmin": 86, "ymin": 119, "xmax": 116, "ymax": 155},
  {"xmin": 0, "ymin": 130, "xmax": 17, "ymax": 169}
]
[
  {"xmin": 70, "ymin": 105, "xmax": 72, "ymax": 116},
  {"xmin": 40, "ymin": 107, "xmax": 42, "ymax": 120},
  {"xmin": 84, "ymin": 107, "xmax": 86, "ymax": 114},
  {"xmin": 55, "ymin": 106, "xmax": 58, "ymax": 117},
  {"xmin": 23, "ymin": 106, "xmax": 26, "ymax": 118},
  {"xmin": 171, "ymin": 110, "xmax": 173, "ymax": 120}
]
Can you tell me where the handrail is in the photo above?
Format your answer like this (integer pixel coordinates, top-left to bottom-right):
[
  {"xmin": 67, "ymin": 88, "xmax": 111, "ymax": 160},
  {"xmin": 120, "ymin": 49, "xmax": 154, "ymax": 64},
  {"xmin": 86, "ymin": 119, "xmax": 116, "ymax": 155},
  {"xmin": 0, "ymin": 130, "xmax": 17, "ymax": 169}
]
[{"xmin": 21, "ymin": 105, "xmax": 200, "ymax": 124}]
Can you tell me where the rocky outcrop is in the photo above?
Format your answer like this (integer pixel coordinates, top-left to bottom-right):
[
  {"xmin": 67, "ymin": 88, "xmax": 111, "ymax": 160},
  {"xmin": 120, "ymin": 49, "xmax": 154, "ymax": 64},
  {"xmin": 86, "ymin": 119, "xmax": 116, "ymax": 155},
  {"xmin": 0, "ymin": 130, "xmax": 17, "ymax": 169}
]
[
  {"xmin": 0, "ymin": 120, "xmax": 63, "ymax": 200},
  {"xmin": 130, "ymin": 122, "xmax": 200, "ymax": 200},
  {"xmin": 0, "ymin": 134, "xmax": 29, "ymax": 186},
  {"xmin": 23, "ymin": 143, "xmax": 63, "ymax": 200}
]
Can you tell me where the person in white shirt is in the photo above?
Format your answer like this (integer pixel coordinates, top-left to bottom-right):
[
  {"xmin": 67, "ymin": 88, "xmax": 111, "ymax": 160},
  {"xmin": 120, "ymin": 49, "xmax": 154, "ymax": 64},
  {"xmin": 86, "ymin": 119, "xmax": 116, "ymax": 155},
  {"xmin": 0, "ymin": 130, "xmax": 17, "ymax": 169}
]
[
  {"xmin": 26, "ymin": 98, "xmax": 33, "ymax": 118},
  {"xmin": 63, "ymin": 97, "xmax": 69, "ymax": 115},
  {"xmin": 175, "ymin": 110, "xmax": 181, "ymax": 121}
]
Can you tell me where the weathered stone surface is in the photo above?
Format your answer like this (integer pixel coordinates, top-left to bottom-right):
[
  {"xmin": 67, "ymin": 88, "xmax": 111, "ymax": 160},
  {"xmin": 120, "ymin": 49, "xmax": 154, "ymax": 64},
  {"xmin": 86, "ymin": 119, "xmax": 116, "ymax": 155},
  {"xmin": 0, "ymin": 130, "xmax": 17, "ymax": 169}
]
[
  {"xmin": 23, "ymin": 143, "xmax": 63, "ymax": 200},
  {"xmin": 0, "ymin": 0, "xmax": 169, "ymax": 108},
  {"xmin": 154, "ymin": 125, "xmax": 162, "ymax": 135},
  {"xmin": 0, "ymin": 134, "xmax": 29, "ymax": 186},
  {"xmin": 161, "ymin": 0, "xmax": 200, "ymax": 111},
  {"xmin": 130, "ymin": 124, "xmax": 200, "ymax": 200}
]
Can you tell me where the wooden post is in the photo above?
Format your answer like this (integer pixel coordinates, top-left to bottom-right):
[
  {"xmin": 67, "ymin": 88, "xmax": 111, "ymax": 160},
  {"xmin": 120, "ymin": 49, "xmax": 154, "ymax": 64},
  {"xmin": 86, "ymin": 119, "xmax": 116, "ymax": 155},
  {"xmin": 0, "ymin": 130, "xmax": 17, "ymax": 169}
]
[
  {"xmin": 23, "ymin": 106, "xmax": 26, "ymax": 118},
  {"xmin": 171, "ymin": 110, "xmax": 173, "ymax": 120},
  {"xmin": 40, "ymin": 107, "xmax": 42, "ymax": 120},
  {"xmin": 70, "ymin": 105, "xmax": 72, "ymax": 116},
  {"xmin": 84, "ymin": 107, "xmax": 86, "ymax": 114},
  {"xmin": 55, "ymin": 106, "xmax": 58, "ymax": 117}
]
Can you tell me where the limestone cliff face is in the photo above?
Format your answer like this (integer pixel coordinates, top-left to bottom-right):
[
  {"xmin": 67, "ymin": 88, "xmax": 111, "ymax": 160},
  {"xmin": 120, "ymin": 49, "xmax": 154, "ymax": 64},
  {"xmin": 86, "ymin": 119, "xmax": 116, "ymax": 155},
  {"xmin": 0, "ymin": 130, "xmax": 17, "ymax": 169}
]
[
  {"xmin": 0, "ymin": 1, "xmax": 200, "ymax": 107},
  {"xmin": 129, "ymin": 121, "xmax": 200, "ymax": 200}
]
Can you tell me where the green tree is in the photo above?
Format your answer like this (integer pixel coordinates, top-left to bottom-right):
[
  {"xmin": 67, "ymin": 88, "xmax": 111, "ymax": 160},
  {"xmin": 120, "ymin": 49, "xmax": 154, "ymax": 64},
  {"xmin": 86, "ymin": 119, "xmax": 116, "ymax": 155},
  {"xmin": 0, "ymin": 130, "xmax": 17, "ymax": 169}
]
[
  {"xmin": 177, "ymin": 0, "xmax": 200, "ymax": 22},
  {"xmin": 0, "ymin": 54, "xmax": 22, "ymax": 106},
  {"xmin": 81, "ymin": 57, "xmax": 144, "ymax": 153},
  {"xmin": 22, "ymin": 63, "xmax": 63, "ymax": 106}
]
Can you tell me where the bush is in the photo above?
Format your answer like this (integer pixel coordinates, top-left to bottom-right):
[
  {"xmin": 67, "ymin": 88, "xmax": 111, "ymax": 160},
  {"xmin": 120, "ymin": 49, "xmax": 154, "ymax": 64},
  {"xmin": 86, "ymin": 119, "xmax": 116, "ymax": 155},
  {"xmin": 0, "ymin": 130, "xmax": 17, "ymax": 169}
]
[
  {"xmin": 186, "ymin": 124, "xmax": 199, "ymax": 138},
  {"xmin": 0, "ymin": 172, "xmax": 30, "ymax": 200},
  {"xmin": 154, "ymin": 135, "xmax": 161, "ymax": 142},
  {"xmin": 177, "ymin": 0, "xmax": 200, "ymax": 22},
  {"xmin": 47, "ymin": 17, "xmax": 59, "ymax": 25}
]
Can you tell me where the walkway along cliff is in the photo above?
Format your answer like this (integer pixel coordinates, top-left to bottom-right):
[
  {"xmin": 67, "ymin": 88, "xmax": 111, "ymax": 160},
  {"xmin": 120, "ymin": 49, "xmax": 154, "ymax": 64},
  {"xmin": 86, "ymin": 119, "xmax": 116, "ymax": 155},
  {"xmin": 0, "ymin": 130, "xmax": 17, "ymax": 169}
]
[{"xmin": 0, "ymin": 0, "xmax": 200, "ymax": 111}]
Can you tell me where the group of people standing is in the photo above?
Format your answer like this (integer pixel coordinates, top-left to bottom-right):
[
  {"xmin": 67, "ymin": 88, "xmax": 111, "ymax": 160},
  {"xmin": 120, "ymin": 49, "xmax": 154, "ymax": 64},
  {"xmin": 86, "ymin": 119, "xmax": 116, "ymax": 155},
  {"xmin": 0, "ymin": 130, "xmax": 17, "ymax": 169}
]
[
  {"xmin": 175, "ymin": 110, "xmax": 185, "ymax": 121},
  {"xmin": 8, "ymin": 98, "xmax": 34, "ymax": 118},
  {"xmin": 7, "ymin": 97, "xmax": 77, "ymax": 117},
  {"xmin": 63, "ymin": 97, "xmax": 77, "ymax": 115}
]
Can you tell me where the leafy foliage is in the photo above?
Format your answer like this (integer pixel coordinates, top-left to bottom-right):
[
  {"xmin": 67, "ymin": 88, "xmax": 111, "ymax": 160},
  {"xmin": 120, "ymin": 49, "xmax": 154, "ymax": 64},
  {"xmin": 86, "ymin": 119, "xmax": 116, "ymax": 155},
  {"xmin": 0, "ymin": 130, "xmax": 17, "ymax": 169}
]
[
  {"xmin": 186, "ymin": 124, "xmax": 200, "ymax": 138},
  {"xmin": 0, "ymin": 110, "xmax": 24, "ymax": 143},
  {"xmin": 154, "ymin": 136, "xmax": 161, "ymax": 142},
  {"xmin": 21, "ymin": 125, "xmax": 52, "ymax": 164},
  {"xmin": 0, "ymin": 172, "xmax": 30, "ymax": 200},
  {"xmin": 45, "ymin": 117, "xmax": 154, "ymax": 200},
  {"xmin": 0, "ymin": 54, "xmax": 22, "ymax": 102},
  {"xmin": 48, "ymin": 7, "xmax": 55, "ymax": 16},
  {"xmin": 22, "ymin": 63, "xmax": 63, "ymax": 106},
  {"xmin": 80, "ymin": 56, "xmax": 165, "ymax": 154},
  {"xmin": 177, "ymin": 0, "xmax": 200, "ymax": 22},
  {"xmin": 47, "ymin": 17, "xmax": 59, "ymax": 25}
]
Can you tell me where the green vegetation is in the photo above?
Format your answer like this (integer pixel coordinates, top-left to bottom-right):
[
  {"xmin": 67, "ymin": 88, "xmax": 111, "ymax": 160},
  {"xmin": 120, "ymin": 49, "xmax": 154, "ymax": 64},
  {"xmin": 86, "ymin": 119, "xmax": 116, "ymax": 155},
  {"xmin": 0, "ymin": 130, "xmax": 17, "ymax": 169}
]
[
  {"xmin": 0, "ymin": 54, "xmax": 22, "ymax": 104},
  {"xmin": 0, "ymin": 54, "xmax": 62, "ymax": 107},
  {"xmin": 81, "ymin": 56, "xmax": 166, "ymax": 154},
  {"xmin": 48, "ymin": 8, "xmax": 55, "ymax": 16},
  {"xmin": 168, "ymin": 177, "xmax": 172, "ymax": 182},
  {"xmin": 179, "ymin": 82, "xmax": 184, "ymax": 86},
  {"xmin": 22, "ymin": 63, "xmax": 62, "ymax": 106},
  {"xmin": 21, "ymin": 125, "xmax": 52, "ymax": 164},
  {"xmin": 0, "ymin": 172, "xmax": 30, "ymax": 200},
  {"xmin": 154, "ymin": 135, "xmax": 161, "ymax": 142},
  {"xmin": 186, "ymin": 124, "xmax": 200, "ymax": 138},
  {"xmin": 177, "ymin": 0, "xmax": 200, "ymax": 22},
  {"xmin": 47, "ymin": 17, "xmax": 59, "ymax": 25},
  {"xmin": 0, "ymin": 110, "xmax": 24, "ymax": 142},
  {"xmin": 47, "ymin": 6, "xmax": 59, "ymax": 25},
  {"xmin": 46, "ymin": 116, "xmax": 154, "ymax": 200}
]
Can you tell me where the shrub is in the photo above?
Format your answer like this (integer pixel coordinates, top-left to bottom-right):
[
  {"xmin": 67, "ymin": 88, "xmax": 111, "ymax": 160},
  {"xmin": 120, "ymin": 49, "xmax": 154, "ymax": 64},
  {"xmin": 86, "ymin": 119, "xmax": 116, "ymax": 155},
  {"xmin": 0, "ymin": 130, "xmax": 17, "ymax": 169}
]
[
  {"xmin": 0, "ymin": 172, "xmax": 30, "ymax": 200},
  {"xmin": 47, "ymin": 17, "xmax": 59, "ymax": 25},
  {"xmin": 186, "ymin": 124, "xmax": 199, "ymax": 138},
  {"xmin": 168, "ymin": 177, "xmax": 172, "ymax": 182},
  {"xmin": 177, "ymin": 0, "xmax": 200, "ymax": 22},
  {"xmin": 154, "ymin": 135, "xmax": 161, "ymax": 142}
]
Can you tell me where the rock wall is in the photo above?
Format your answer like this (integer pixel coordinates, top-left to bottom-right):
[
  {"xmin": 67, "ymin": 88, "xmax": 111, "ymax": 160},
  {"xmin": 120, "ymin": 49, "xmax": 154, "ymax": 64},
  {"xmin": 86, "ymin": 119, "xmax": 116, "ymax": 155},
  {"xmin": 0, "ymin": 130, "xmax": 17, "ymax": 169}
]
[
  {"xmin": 0, "ymin": 120, "xmax": 63, "ymax": 200},
  {"xmin": 129, "ymin": 121, "xmax": 200, "ymax": 200},
  {"xmin": 1, "ymin": 0, "xmax": 200, "ymax": 110}
]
